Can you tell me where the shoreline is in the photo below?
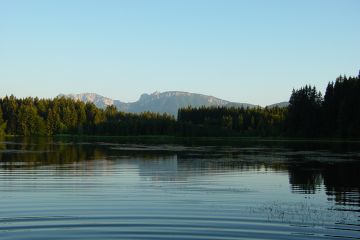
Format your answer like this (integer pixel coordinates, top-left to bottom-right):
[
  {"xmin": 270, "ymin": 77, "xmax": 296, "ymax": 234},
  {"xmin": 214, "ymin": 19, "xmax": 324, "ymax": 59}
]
[{"xmin": 3, "ymin": 134, "xmax": 360, "ymax": 145}]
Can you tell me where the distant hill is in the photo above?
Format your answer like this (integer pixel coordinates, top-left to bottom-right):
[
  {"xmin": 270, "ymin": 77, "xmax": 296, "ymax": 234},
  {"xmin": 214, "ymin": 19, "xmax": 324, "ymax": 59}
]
[
  {"xmin": 59, "ymin": 91, "xmax": 258, "ymax": 116},
  {"xmin": 266, "ymin": 101, "xmax": 289, "ymax": 108}
]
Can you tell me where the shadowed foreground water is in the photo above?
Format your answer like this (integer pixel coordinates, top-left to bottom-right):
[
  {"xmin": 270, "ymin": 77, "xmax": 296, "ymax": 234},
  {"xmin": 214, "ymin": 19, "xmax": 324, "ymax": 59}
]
[{"xmin": 0, "ymin": 138, "xmax": 359, "ymax": 239}]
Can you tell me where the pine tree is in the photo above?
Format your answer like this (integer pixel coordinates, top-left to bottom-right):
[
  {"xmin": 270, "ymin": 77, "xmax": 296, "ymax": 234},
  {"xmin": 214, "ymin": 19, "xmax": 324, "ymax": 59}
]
[
  {"xmin": 0, "ymin": 107, "xmax": 6, "ymax": 135},
  {"xmin": 2, "ymin": 95, "xmax": 18, "ymax": 134},
  {"xmin": 287, "ymin": 85, "xmax": 323, "ymax": 136}
]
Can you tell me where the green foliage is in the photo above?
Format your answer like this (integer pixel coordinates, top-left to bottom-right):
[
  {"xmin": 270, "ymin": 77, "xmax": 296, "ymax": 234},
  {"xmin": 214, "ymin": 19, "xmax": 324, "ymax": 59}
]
[
  {"xmin": 178, "ymin": 106, "xmax": 287, "ymax": 136},
  {"xmin": 1, "ymin": 95, "xmax": 18, "ymax": 134},
  {"xmin": 0, "ymin": 96, "xmax": 176, "ymax": 136},
  {"xmin": 177, "ymin": 73, "xmax": 360, "ymax": 138},
  {"xmin": 0, "ymin": 107, "xmax": 6, "ymax": 135}
]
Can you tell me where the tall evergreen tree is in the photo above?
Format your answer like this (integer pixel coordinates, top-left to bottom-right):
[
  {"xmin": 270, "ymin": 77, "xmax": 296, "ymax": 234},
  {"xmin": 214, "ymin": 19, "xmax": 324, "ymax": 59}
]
[
  {"xmin": 287, "ymin": 85, "xmax": 323, "ymax": 137},
  {"xmin": 2, "ymin": 95, "xmax": 18, "ymax": 134},
  {"xmin": 323, "ymin": 74, "xmax": 360, "ymax": 137}
]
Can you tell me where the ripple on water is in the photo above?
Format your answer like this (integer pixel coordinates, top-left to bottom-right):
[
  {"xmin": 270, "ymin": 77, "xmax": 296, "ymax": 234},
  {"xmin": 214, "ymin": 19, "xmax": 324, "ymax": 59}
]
[{"xmin": 0, "ymin": 214, "xmax": 359, "ymax": 240}]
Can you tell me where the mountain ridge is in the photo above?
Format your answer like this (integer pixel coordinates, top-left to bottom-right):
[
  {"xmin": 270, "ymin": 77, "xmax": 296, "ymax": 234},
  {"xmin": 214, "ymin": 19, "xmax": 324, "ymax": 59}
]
[{"xmin": 58, "ymin": 92, "xmax": 287, "ymax": 116}]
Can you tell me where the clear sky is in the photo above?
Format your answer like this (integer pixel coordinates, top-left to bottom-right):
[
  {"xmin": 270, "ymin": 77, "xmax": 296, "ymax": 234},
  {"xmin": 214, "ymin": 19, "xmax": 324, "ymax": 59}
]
[{"xmin": 0, "ymin": 0, "xmax": 359, "ymax": 106}]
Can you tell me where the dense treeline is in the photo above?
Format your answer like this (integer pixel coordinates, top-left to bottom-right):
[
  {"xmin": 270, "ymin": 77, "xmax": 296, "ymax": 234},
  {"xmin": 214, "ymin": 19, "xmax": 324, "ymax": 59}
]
[
  {"xmin": 286, "ymin": 85, "xmax": 323, "ymax": 137},
  {"xmin": 178, "ymin": 73, "xmax": 360, "ymax": 138},
  {"xmin": 0, "ymin": 97, "xmax": 176, "ymax": 136},
  {"xmin": 179, "ymin": 73, "xmax": 360, "ymax": 138},
  {"xmin": 286, "ymin": 74, "xmax": 360, "ymax": 137},
  {"xmin": 0, "ymin": 95, "xmax": 287, "ymax": 137},
  {"xmin": 322, "ymin": 75, "xmax": 360, "ymax": 137},
  {"xmin": 178, "ymin": 106, "xmax": 286, "ymax": 136},
  {"xmin": 0, "ymin": 73, "xmax": 359, "ymax": 138}
]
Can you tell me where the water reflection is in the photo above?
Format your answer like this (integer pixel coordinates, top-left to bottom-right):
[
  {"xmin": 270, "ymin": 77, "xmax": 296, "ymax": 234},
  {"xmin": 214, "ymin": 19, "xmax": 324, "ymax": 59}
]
[{"xmin": 0, "ymin": 137, "xmax": 359, "ymax": 207}]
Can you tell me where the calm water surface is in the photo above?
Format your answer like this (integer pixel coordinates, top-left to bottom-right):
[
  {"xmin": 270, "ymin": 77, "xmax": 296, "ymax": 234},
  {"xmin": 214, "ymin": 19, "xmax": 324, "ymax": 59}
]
[{"xmin": 0, "ymin": 138, "xmax": 359, "ymax": 239}]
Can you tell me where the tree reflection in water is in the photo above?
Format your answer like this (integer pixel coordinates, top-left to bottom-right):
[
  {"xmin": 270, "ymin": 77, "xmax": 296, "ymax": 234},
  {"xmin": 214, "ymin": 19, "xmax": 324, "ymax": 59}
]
[{"xmin": 0, "ymin": 137, "xmax": 359, "ymax": 207}]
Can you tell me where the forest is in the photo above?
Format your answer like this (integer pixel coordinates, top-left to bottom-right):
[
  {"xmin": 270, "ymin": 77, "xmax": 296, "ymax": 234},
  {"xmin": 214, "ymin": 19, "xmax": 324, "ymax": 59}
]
[{"xmin": 0, "ymin": 73, "xmax": 359, "ymax": 138}]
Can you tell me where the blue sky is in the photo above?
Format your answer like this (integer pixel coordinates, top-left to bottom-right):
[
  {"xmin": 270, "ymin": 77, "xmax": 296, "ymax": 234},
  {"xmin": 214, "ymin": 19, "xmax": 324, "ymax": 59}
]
[{"xmin": 0, "ymin": 0, "xmax": 359, "ymax": 106}]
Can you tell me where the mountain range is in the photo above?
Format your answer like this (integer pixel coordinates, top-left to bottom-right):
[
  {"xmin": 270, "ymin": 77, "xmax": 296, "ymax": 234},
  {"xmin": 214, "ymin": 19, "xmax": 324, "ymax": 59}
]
[{"xmin": 58, "ymin": 92, "xmax": 288, "ymax": 116}]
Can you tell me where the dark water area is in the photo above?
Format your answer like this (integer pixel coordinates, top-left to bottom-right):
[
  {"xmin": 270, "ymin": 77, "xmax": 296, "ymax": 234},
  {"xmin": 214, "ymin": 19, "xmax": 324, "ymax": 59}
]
[{"xmin": 0, "ymin": 137, "xmax": 359, "ymax": 239}]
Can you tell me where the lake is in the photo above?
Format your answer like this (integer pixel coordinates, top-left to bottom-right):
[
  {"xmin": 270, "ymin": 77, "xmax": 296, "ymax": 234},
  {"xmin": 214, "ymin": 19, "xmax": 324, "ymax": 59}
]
[{"xmin": 0, "ymin": 137, "xmax": 359, "ymax": 239}]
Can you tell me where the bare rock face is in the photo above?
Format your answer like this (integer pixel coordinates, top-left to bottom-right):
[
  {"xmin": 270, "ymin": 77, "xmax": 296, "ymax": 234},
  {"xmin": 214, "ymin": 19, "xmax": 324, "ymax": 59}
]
[{"xmin": 58, "ymin": 93, "xmax": 114, "ymax": 109}]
